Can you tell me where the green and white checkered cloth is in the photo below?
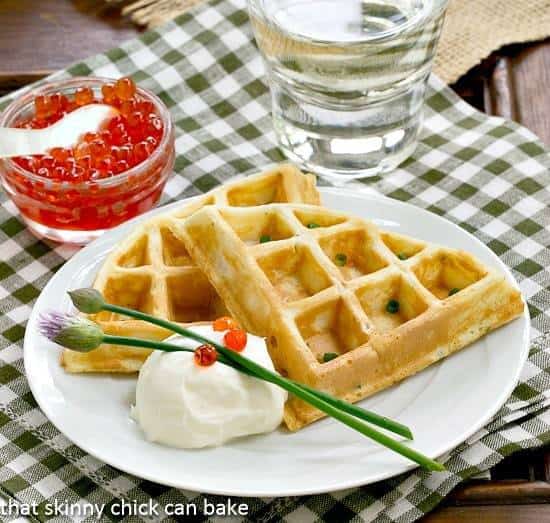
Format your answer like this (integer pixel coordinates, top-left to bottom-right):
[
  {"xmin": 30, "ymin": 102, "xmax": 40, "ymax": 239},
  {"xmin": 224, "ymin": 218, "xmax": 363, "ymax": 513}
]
[{"xmin": 0, "ymin": 0, "xmax": 549, "ymax": 520}]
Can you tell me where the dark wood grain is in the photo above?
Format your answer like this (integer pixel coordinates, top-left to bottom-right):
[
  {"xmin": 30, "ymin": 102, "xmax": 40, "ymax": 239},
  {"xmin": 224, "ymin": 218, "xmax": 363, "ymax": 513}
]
[
  {"xmin": 483, "ymin": 57, "xmax": 520, "ymax": 122},
  {"xmin": 451, "ymin": 480, "xmax": 550, "ymax": 505},
  {"xmin": 0, "ymin": 3, "xmax": 548, "ymax": 522},
  {"xmin": 499, "ymin": 41, "xmax": 550, "ymax": 144},
  {"xmin": 0, "ymin": 0, "xmax": 139, "ymax": 84},
  {"xmin": 454, "ymin": 38, "xmax": 550, "ymax": 145},
  {"xmin": 423, "ymin": 505, "xmax": 550, "ymax": 523}
]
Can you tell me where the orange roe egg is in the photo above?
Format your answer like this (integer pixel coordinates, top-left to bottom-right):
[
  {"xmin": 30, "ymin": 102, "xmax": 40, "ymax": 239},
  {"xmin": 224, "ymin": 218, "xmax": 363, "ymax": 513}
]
[
  {"xmin": 213, "ymin": 316, "xmax": 240, "ymax": 332},
  {"xmin": 134, "ymin": 141, "xmax": 152, "ymax": 164},
  {"xmin": 41, "ymin": 156, "xmax": 55, "ymax": 169},
  {"xmin": 127, "ymin": 111, "xmax": 144, "ymax": 128},
  {"xmin": 50, "ymin": 147, "xmax": 70, "ymax": 163},
  {"xmin": 74, "ymin": 142, "xmax": 90, "ymax": 160},
  {"xmin": 115, "ymin": 160, "xmax": 130, "ymax": 173},
  {"xmin": 34, "ymin": 95, "xmax": 51, "ymax": 119},
  {"xmin": 53, "ymin": 166, "xmax": 66, "ymax": 179},
  {"xmin": 194, "ymin": 344, "xmax": 218, "ymax": 367},
  {"xmin": 101, "ymin": 83, "xmax": 116, "ymax": 104},
  {"xmin": 49, "ymin": 93, "xmax": 69, "ymax": 114},
  {"xmin": 224, "ymin": 329, "xmax": 247, "ymax": 352},
  {"xmin": 74, "ymin": 87, "xmax": 94, "ymax": 106},
  {"xmin": 115, "ymin": 77, "xmax": 137, "ymax": 101}
]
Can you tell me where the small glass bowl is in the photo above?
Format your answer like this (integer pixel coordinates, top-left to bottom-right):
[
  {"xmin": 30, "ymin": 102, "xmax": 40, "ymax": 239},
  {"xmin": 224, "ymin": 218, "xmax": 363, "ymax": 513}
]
[{"xmin": 0, "ymin": 77, "xmax": 175, "ymax": 244}]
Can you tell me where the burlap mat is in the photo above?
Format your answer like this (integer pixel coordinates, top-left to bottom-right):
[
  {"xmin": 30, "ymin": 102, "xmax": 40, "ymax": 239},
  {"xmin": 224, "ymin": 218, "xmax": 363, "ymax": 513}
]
[
  {"xmin": 116, "ymin": 0, "xmax": 550, "ymax": 84},
  {"xmin": 435, "ymin": 0, "xmax": 550, "ymax": 83}
]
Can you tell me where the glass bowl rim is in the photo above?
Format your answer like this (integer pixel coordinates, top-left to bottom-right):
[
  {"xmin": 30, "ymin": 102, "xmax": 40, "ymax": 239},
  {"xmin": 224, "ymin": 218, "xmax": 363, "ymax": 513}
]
[{"xmin": 0, "ymin": 76, "xmax": 174, "ymax": 189}]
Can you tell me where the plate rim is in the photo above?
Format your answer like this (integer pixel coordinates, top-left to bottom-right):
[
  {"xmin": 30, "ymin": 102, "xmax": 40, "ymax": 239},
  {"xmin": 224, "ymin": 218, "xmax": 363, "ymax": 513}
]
[{"xmin": 23, "ymin": 186, "xmax": 530, "ymax": 496}]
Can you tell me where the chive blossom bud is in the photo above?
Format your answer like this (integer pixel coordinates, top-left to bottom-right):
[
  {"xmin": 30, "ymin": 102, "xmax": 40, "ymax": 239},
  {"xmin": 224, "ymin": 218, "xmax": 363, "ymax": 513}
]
[
  {"xmin": 39, "ymin": 312, "xmax": 104, "ymax": 351},
  {"xmin": 68, "ymin": 288, "xmax": 105, "ymax": 313}
]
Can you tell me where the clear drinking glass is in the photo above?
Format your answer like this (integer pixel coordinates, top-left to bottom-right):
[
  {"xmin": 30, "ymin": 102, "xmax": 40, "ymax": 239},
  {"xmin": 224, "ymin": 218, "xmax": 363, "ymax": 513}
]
[{"xmin": 247, "ymin": 0, "xmax": 449, "ymax": 181}]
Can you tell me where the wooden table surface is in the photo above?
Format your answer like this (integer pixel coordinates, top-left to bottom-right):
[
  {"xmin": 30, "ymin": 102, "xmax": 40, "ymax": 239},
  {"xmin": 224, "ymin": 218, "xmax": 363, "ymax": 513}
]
[{"xmin": 1, "ymin": 1, "xmax": 549, "ymax": 522}]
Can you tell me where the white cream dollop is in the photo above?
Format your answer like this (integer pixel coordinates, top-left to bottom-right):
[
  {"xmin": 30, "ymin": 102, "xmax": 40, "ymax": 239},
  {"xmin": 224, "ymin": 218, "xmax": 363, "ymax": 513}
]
[{"xmin": 131, "ymin": 325, "xmax": 287, "ymax": 448}]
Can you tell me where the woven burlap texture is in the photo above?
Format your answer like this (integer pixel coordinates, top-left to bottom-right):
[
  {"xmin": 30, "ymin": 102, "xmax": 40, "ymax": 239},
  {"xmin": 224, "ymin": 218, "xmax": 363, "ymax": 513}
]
[
  {"xmin": 117, "ymin": 0, "xmax": 550, "ymax": 84},
  {"xmin": 435, "ymin": 0, "xmax": 550, "ymax": 83}
]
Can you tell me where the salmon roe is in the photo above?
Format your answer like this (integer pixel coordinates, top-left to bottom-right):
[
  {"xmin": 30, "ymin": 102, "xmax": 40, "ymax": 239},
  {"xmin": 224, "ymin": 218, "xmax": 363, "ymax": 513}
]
[
  {"xmin": 194, "ymin": 344, "xmax": 218, "ymax": 367},
  {"xmin": 212, "ymin": 316, "xmax": 240, "ymax": 332},
  {"xmin": 223, "ymin": 328, "xmax": 248, "ymax": 352},
  {"xmin": 0, "ymin": 77, "xmax": 175, "ymax": 240},
  {"xmin": 13, "ymin": 77, "xmax": 164, "ymax": 182}
]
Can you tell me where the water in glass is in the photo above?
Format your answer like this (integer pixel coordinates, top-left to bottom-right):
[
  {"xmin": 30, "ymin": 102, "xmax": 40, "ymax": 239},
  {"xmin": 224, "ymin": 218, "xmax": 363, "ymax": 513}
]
[{"xmin": 248, "ymin": 0, "xmax": 449, "ymax": 181}]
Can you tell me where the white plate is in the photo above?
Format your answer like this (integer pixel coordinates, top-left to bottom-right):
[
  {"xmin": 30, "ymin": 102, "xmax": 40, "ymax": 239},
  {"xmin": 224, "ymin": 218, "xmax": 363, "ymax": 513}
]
[{"xmin": 24, "ymin": 187, "xmax": 529, "ymax": 497}]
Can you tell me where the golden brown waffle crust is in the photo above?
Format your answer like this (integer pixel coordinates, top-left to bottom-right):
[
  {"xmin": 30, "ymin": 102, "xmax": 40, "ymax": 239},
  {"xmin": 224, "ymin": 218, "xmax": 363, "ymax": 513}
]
[
  {"xmin": 175, "ymin": 203, "xmax": 525, "ymax": 431},
  {"xmin": 62, "ymin": 164, "xmax": 320, "ymax": 373}
]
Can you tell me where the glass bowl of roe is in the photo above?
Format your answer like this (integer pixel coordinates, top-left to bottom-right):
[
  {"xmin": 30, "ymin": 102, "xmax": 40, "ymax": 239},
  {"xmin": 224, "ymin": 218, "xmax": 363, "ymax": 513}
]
[{"xmin": 0, "ymin": 76, "xmax": 175, "ymax": 244}]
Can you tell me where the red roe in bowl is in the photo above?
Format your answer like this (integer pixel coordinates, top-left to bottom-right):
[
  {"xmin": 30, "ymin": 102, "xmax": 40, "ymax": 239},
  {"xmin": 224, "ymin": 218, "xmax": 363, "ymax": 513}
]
[{"xmin": 0, "ymin": 77, "xmax": 175, "ymax": 244}]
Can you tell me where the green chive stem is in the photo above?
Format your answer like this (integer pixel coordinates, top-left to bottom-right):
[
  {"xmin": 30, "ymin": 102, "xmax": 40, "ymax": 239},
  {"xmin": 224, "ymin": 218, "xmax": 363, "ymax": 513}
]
[
  {"xmin": 104, "ymin": 336, "xmax": 425, "ymax": 464},
  {"xmin": 104, "ymin": 333, "xmax": 412, "ymax": 439},
  {"xmin": 288, "ymin": 384, "xmax": 413, "ymax": 440},
  {"xmin": 104, "ymin": 335, "xmax": 195, "ymax": 353},
  {"xmin": 100, "ymin": 303, "xmax": 442, "ymax": 468},
  {"xmin": 104, "ymin": 335, "xmax": 242, "ymax": 370},
  {"xmin": 217, "ymin": 347, "xmax": 442, "ymax": 471}
]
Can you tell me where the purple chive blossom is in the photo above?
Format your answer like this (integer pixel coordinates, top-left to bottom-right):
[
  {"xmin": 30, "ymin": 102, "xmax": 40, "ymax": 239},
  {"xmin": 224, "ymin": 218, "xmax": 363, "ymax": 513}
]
[
  {"xmin": 39, "ymin": 311, "xmax": 77, "ymax": 341},
  {"xmin": 39, "ymin": 311, "xmax": 104, "ymax": 352}
]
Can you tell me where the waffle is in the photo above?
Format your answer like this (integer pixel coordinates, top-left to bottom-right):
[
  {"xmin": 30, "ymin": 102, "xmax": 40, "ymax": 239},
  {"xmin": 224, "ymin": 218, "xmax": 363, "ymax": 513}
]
[
  {"xmin": 61, "ymin": 165, "xmax": 320, "ymax": 373},
  {"xmin": 174, "ymin": 203, "xmax": 524, "ymax": 430}
]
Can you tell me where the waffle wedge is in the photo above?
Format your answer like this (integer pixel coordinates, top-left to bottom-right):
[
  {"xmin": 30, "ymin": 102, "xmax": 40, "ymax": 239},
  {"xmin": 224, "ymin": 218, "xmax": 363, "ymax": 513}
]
[
  {"xmin": 61, "ymin": 165, "xmax": 320, "ymax": 373},
  {"xmin": 173, "ymin": 204, "xmax": 524, "ymax": 430}
]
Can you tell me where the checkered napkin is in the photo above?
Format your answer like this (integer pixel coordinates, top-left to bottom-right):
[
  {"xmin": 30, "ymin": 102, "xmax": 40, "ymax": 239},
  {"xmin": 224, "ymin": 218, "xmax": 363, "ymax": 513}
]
[{"xmin": 0, "ymin": 0, "xmax": 549, "ymax": 521}]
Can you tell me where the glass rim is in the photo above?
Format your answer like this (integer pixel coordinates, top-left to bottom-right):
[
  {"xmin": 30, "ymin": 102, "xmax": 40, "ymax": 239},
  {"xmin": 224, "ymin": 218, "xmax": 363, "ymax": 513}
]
[
  {"xmin": 247, "ymin": 0, "xmax": 449, "ymax": 46},
  {"xmin": 0, "ymin": 76, "xmax": 174, "ymax": 189}
]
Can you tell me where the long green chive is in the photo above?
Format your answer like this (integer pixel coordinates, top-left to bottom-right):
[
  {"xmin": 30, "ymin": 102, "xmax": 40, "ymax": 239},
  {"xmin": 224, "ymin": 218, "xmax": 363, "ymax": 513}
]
[
  {"xmin": 105, "ymin": 314, "xmax": 414, "ymax": 440},
  {"xmin": 108, "ymin": 335, "xmax": 434, "ymax": 468},
  {"xmin": 66, "ymin": 289, "xmax": 446, "ymax": 470},
  {"xmin": 58, "ymin": 298, "xmax": 413, "ymax": 439},
  {"xmin": 99, "ymin": 335, "xmax": 414, "ymax": 440},
  {"xmin": 47, "ymin": 298, "xmax": 414, "ymax": 440},
  {"xmin": 201, "ymin": 343, "xmax": 443, "ymax": 471}
]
